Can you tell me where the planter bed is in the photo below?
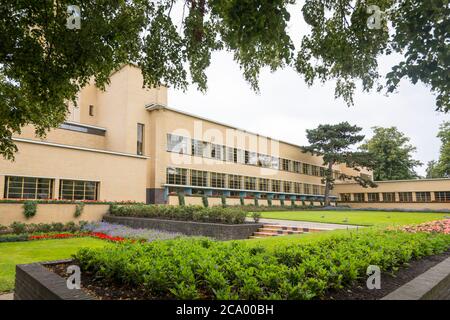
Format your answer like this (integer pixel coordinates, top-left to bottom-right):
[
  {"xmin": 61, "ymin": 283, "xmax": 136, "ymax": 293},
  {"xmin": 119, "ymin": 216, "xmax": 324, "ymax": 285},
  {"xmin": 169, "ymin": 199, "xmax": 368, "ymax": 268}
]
[
  {"xmin": 103, "ymin": 215, "xmax": 262, "ymax": 240},
  {"xmin": 15, "ymin": 250, "xmax": 450, "ymax": 300}
]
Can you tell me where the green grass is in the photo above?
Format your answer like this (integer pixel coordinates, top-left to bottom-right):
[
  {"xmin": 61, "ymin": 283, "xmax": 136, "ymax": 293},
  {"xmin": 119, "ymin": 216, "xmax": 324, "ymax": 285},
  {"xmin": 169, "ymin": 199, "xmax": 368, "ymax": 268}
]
[
  {"xmin": 257, "ymin": 210, "xmax": 449, "ymax": 227},
  {"xmin": 0, "ymin": 238, "xmax": 107, "ymax": 293}
]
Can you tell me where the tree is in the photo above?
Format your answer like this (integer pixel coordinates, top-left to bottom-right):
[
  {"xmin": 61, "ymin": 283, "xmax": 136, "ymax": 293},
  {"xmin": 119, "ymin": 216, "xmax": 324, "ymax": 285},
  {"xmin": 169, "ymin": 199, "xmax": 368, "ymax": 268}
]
[
  {"xmin": 1, "ymin": 1, "xmax": 449, "ymax": 159},
  {"xmin": 429, "ymin": 121, "xmax": 450, "ymax": 178},
  {"xmin": 425, "ymin": 160, "xmax": 441, "ymax": 179},
  {"xmin": 359, "ymin": 127, "xmax": 422, "ymax": 180},
  {"xmin": 302, "ymin": 122, "xmax": 376, "ymax": 206}
]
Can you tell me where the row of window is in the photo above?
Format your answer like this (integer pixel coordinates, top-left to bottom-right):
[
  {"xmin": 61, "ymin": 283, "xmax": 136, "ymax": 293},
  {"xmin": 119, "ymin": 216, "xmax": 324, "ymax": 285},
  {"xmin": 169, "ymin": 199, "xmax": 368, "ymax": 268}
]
[
  {"xmin": 167, "ymin": 134, "xmax": 339, "ymax": 178},
  {"xmin": 166, "ymin": 167, "xmax": 326, "ymax": 195},
  {"xmin": 340, "ymin": 191, "xmax": 450, "ymax": 203},
  {"xmin": 4, "ymin": 176, "xmax": 99, "ymax": 201}
]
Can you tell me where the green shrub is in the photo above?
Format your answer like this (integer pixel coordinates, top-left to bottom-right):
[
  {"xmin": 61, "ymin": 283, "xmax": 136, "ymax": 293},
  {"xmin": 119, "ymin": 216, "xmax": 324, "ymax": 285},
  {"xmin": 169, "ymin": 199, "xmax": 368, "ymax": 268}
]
[
  {"xmin": 221, "ymin": 195, "xmax": 227, "ymax": 208},
  {"xmin": 291, "ymin": 199, "xmax": 295, "ymax": 207},
  {"xmin": 202, "ymin": 195, "xmax": 209, "ymax": 208},
  {"xmin": 267, "ymin": 198, "xmax": 272, "ymax": 206},
  {"xmin": 302, "ymin": 200, "xmax": 306, "ymax": 206},
  {"xmin": 320, "ymin": 201, "xmax": 324, "ymax": 206},
  {"xmin": 280, "ymin": 199, "xmax": 285, "ymax": 206},
  {"xmin": 75, "ymin": 230, "xmax": 450, "ymax": 300},
  {"xmin": 254, "ymin": 197, "xmax": 259, "ymax": 207},
  {"xmin": 0, "ymin": 234, "xmax": 28, "ymax": 243},
  {"xmin": 251, "ymin": 212, "xmax": 261, "ymax": 223},
  {"xmin": 110, "ymin": 204, "xmax": 247, "ymax": 224},
  {"xmin": 10, "ymin": 221, "xmax": 26, "ymax": 234},
  {"xmin": 240, "ymin": 196, "xmax": 244, "ymax": 206},
  {"xmin": 23, "ymin": 201, "xmax": 37, "ymax": 219},
  {"xmin": 74, "ymin": 202, "xmax": 85, "ymax": 218},
  {"xmin": 178, "ymin": 193, "xmax": 185, "ymax": 206},
  {"xmin": 310, "ymin": 200, "xmax": 314, "ymax": 207}
]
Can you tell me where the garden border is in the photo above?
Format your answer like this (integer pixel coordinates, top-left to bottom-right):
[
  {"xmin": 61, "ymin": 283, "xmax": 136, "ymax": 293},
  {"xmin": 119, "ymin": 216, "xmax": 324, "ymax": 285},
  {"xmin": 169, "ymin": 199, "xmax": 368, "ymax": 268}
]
[{"xmin": 103, "ymin": 215, "xmax": 263, "ymax": 240}]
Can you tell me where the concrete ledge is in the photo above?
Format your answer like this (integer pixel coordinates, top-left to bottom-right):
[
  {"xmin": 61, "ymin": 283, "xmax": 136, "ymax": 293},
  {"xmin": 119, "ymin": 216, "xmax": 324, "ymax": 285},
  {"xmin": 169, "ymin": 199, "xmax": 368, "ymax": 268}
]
[
  {"xmin": 382, "ymin": 257, "xmax": 450, "ymax": 300},
  {"xmin": 104, "ymin": 215, "xmax": 262, "ymax": 240},
  {"xmin": 14, "ymin": 259, "xmax": 94, "ymax": 300}
]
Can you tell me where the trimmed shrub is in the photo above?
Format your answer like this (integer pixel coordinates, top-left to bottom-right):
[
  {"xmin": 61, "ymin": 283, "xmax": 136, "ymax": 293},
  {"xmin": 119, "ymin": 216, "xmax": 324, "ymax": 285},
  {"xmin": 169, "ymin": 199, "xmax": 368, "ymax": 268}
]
[
  {"xmin": 221, "ymin": 195, "xmax": 227, "ymax": 208},
  {"xmin": 251, "ymin": 211, "xmax": 261, "ymax": 223},
  {"xmin": 267, "ymin": 198, "xmax": 272, "ymax": 206},
  {"xmin": 178, "ymin": 192, "xmax": 185, "ymax": 206},
  {"xmin": 202, "ymin": 195, "xmax": 209, "ymax": 208},
  {"xmin": 310, "ymin": 200, "xmax": 314, "ymax": 207},
  {"xmin": 291, "ymin": 199, "xmax": 295, "ymax": 207},
  {"xmin": 75, "ymin": 229, "xmax": 450, "ymax": 300},
  {"xmin": 254, "ymin": 197, "xmax": 259, "ymax": 207},
  {"xmin": 110, "ymin": 205, "xmax": 247, "ymax": 224},
  {"xmin": 280, "ymin": 198, "xmax": 285, "ymax": 206},
  {"xmin": 0, "ymin": 234, "xmax": 28, "ymax": 243},
  {"xmin": 240, "ymin": 196, "xmax": 244, "ymax": 206},
  {"xmin": 23, "ymin": 201, "xmax": 37, "ymax": 219},
  {"xmin": 302, "ymin": 200, "xmax": 306, "ymax": 206},
  {"xmin": 74, "ymin": 202, "xmax": 85, "ymax": 218},
  {"xmin": 10, "ymin": 221, "xmax": 26, "ymax": 234}
]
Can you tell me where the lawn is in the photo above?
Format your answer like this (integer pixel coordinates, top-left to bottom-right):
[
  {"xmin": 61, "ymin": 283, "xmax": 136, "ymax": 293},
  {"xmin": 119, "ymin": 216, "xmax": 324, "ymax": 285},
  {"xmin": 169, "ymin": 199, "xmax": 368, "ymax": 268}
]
[
  {"xmin": 257, "ymin": 210, "xmax": 449, "ymax": 227},
  {"xmin": 0, "ymin": 237, "xmax": 107, "ymax": 293}
]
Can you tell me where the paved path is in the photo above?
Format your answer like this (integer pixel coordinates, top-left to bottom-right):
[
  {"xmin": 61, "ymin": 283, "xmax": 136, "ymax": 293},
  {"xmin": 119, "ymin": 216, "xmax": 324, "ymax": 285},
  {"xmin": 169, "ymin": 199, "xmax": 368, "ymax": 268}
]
[
  {"xmin": 0, "ymin": 293, "xmax": 14, "ymax": 300},
  {"xmin": 247, "ymin": 218, "xmax": 361, "ymax": 230}
]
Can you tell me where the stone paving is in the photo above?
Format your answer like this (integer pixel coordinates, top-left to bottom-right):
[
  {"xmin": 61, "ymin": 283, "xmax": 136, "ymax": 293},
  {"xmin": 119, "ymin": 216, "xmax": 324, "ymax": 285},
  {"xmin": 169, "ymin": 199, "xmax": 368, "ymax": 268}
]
[
  {"xmin": 247, "ymin": 217, "xmax": 361, "ymax": 230},
  {"xmin": 0, "ymin": 293, "xmax": 14, "ymax": 300}
]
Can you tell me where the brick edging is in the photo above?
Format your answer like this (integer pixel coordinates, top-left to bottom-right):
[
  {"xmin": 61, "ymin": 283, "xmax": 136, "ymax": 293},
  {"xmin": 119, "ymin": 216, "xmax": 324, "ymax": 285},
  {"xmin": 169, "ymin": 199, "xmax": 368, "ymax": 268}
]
[
  {"xmin": 14, "ymin": 259, "xmax": 95, "ymax": 300},
  {"xmin": 382, "ymin": 257, "xmax": 450, "ymax": 300}
]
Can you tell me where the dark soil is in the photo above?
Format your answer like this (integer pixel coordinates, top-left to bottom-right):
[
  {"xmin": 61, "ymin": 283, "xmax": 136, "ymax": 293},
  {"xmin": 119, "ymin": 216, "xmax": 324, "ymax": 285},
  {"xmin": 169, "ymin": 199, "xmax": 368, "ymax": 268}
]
[
  {"xmin": 325, "ymin": 250, "xmax": 450, "ymax": 300},
  {"xmin": 46, "ymin": 250, "xmax": 450, "ymax": 300}
]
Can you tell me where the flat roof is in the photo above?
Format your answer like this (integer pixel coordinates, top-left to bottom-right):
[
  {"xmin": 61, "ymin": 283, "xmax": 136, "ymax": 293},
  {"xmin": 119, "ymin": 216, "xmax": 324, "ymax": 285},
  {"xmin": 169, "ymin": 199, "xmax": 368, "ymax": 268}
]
[{"xmin": 145, "ymin": 104, "xmax": 307, "ymax": 151}]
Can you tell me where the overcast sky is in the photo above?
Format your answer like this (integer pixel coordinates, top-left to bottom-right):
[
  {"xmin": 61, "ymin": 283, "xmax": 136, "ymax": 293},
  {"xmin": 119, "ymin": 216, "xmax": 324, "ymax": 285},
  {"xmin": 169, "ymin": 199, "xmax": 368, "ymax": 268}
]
[{"xmin": 168, "ymin": 4, "xmax": 449, "ymax": 177}]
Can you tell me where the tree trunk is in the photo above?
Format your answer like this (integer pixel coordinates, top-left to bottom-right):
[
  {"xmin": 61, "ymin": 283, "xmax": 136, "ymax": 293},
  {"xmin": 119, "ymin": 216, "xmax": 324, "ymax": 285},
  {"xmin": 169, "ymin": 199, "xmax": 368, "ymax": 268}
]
[{"xmin": 324, "ymin": 162, "xmax": 334, "ymax": 206}]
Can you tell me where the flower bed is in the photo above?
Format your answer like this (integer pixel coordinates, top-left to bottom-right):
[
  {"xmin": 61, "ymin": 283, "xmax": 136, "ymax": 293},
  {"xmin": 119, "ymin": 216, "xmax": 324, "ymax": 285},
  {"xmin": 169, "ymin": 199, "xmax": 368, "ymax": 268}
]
[
  {"xmin": 398, "ymin": 219, "xmax": 450, "ymax": 234},
  {"xmin": 81, "ymin": 222, "xmax": 182, "ymax": 242},
  {"xmin": 29, "ymin": 232, "xmax": 125, "ymax": 242},
  {"xmin": 110, "ymin": 204, "xmax": 248, "ymax": 224},
  {"xmin": 73, "ymin": 229, "xmax": 450, "ymax": 300}
]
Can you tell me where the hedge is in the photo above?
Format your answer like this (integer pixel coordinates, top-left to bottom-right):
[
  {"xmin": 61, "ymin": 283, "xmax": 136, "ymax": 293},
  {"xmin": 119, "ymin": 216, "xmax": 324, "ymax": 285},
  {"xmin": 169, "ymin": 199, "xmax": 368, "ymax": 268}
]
[
  {"xmin": 110, "ymin": 205, "xmax": 247, "ymax": 224},
  {"xmin": 74, "ymin": 229, "xmax": 450, "ymax": 300}
]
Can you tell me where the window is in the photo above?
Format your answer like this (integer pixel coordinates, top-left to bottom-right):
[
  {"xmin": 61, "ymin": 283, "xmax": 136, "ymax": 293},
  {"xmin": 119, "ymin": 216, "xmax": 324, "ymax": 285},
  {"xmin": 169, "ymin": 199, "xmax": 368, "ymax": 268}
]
[
  {"xmin": 59, "ymin": 122, "xmax": 105, "ymax": 136},
  {"xmin": 4, "ymin": 176, "xmax": 53, "ymax": 199},
  {"xmin": 137, "ymin": 123, "xmax": 144, "ymax": 155},
  {"xmin": 236, "ymin": 149, "xmax": 245, "ymax": 164},
  {"xmin": 271, "ymin": 157, "xmax": 279, "ymax": 170},
  {"xmin": 89, "ymin": 105, "xmax": 94, "ymax": 116},
  {"xmin": 416, "ymin": 192, "xmax": 431, "ymax": 202},
  {"xmin": 319, "ymin": 167, "xmax": 325, "ymax": 177},
  {"xmin": 257, "ymin": 154, "xmax": 272, "ymax": 168},
  {"xmin": 303, "ymin": 184, "xmax": 312, "ymax": 194},
  {"xmin": 244, "ymin": 151, "xmax": 257, "ymax": 165},
  {"xmin": 271, "ymin": 180, "xmax": 281, "ymax": 193},
  {"xmin": 228, "ymin": 175, "xmax": 242, "ymax": 189},
  {"xmin": 281, "ymin": 159, "xmax": 290, "ymax": 171},
  {"xmin": 167, "ymin": 134, "xmax": 188, "ymax": 154},
  {"xmin": 226, "ymin": 147, "xmax": 234, "ymax": 162},
  {"xmin": 191, "ymin": 170, "xmax": 208, "ymax": 187},
  {"xmin": 192, "ymin": 139, "xmax": 207, "ymax": 157},
  {"xmin": 368, "ymin": 193, "xmax": 380, "ymax": 202},
  {"xmin": 244, "ymin": 176, "xmax": 256, "ymax": 190},
  {"xmin": 398, "ymin": 192, "xmax": 413, "ymax": 202},
  {"xmin": 311, "ymin": 166, "xmax": 320, "ymax": 176},
  {"xmin": 434, "ymin": 191, "xmax": 450, "ymax": 202},
  {"xmin": 293, "ymin": 161, "xmax": 301, "ymax": 173},
  {"xmin": 211, "ymin": 144, "xmax": 224, "ymax": 160},
  {"xmin": 258, "ymin": 178, "xmax": 269, "ymax": 191},
  {"xmin": 353, "ymin": 193, "xmax": 365, "ymax": 202},
  {"xmin": 210, "ymin": 172, "xmax": 225, "ymax": 188},
  {"xmin": 283, "ymin": 181, "xmax": 291, "ymax": 193},
  {"xmin": 382, "ymin": 192, "xmax": 395, "ymax": 202},
  {"xmin": 59, "ymin": 179, "xmax": 98, "ymax": 201},
  {"xmin": 302, "ymin": 163, "xmax": 311, "ymax": 175},
  {"xmin": 312, "ymin": 185, "xmax": 320, "ymax": 195},
  {"xmin": 340, "ymin": 193, "xmax": 351, "ymax": 201},
  {"xmin": 294, "ymin": 182, "xmax": 302, "ymax": 194},
  {"xmin": 166, "ymin": 167, "xmax": 187, "ymax": 185}
]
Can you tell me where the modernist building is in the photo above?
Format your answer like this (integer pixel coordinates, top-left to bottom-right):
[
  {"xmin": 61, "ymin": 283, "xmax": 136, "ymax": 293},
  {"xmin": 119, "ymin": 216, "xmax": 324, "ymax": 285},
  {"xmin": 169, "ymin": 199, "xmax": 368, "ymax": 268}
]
[{"xmin": 0, "ymin": 65, "xmax": 448, "ymax": 209}]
